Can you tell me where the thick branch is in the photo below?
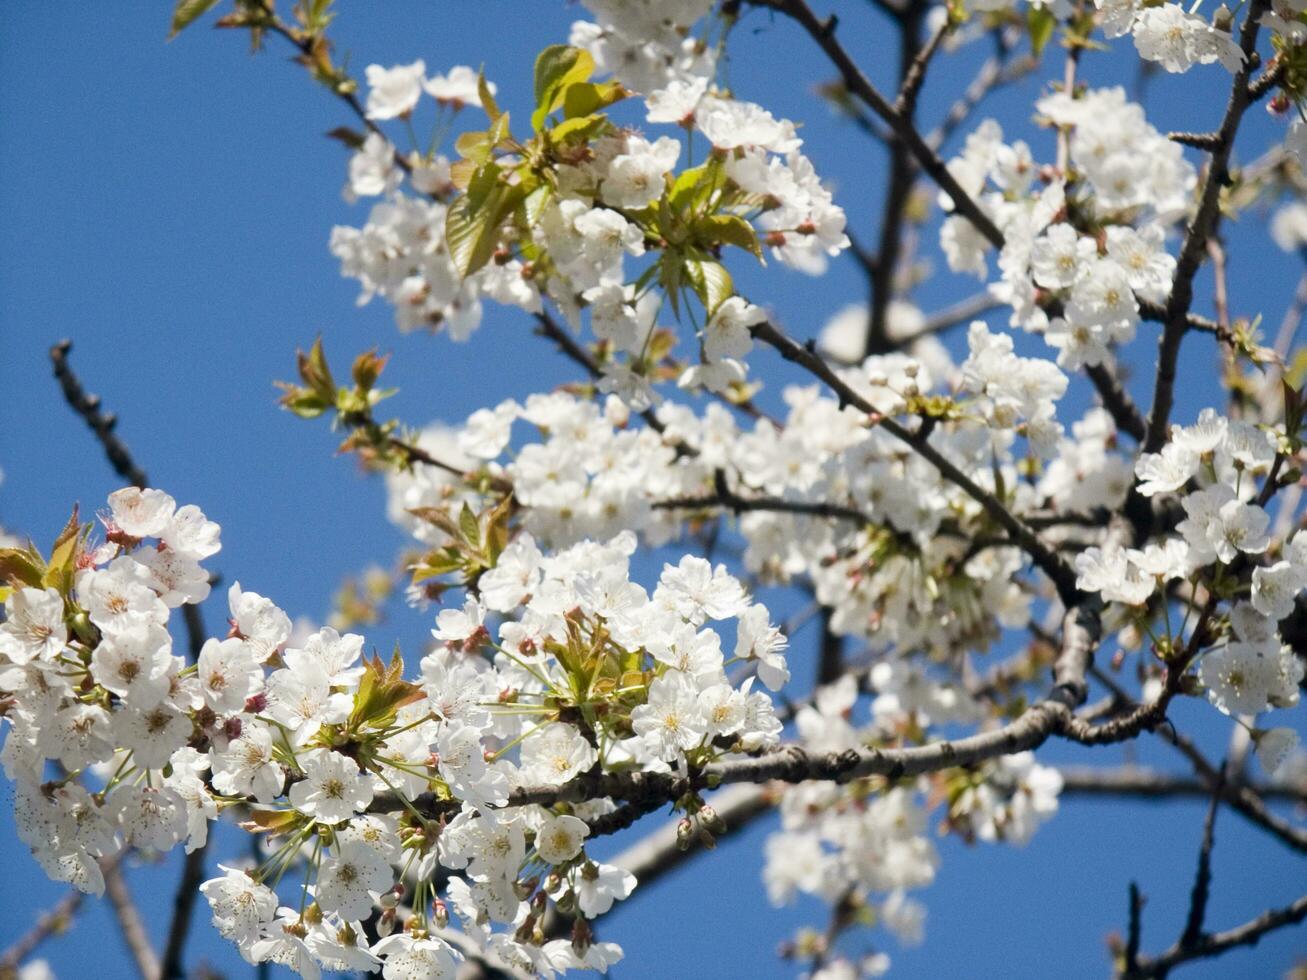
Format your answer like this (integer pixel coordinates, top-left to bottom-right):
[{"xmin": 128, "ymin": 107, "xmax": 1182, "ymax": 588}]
[{"xmin": 377, "ymin": 607, "xmax": 1099, "ymax": 820}]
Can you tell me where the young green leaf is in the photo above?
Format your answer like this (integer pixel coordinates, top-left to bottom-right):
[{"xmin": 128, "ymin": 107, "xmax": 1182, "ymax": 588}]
[
  {"xmin": 531, "ymin": 45, "xmax": 595, "ymax": 131},
  {"xmin": 168, "ymin": 0, "xmax": 221, "ymax": 39}
]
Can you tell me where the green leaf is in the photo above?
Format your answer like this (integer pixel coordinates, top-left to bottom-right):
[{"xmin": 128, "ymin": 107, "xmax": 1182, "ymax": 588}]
[
  {"xmin": 0, "ymin": 547, "xmax": 45, "ymax": 589},
  {"xmin": 561, "ymin": 80, "xmax": 626, "ymax": 120},
  {"xmin": 698, "ymin": 214, "xmax": 763, "ymax": 261},
  {"xmin": 1285, "ymin": 348, "xmax": 1307, "ymax": 393},
  {"xmin": 668, "ymin": 163, "xmax": 712, "ymax": 213},
  {"xmin": 531, "ymin": 45, "xmax": 595, "ymax": 131},
  {"xmin": 279, "ymin": 387, "xmax": 331, "ymax": 419},
  {"xmin": 298, "ymin": 337, "xmax": 336, "ymax": 402},
  {"xmin": 168, "ymin": 0, "xmax": 221, "ymax": 38},
  {"xmin": 478, "ymin": 68, "xmax": 502, "ymax": 121},
  {"xmin": 458, "ymin": 502, "xmax": 481, "ymax": 550},
  {"xmin": 445, "ymin": 165, "xmax": 525, "ymax": 277},
  {"xmin": 1027, "ymin": 6, "xmax": 1056, "ymax": 55},
  {"xmin": 455, "ymin": 130, "xmax": 492, "ymax": 163},
  {"xmin": 548, "ymin": 113, "xmax": 609, "ymax": 146},
  {"xmin": 44, "ymin": 508, "xmax": 84, "ymax": 593},
  {"xmin": 684, "ymin": 257, "xmax": 734, "ymax": 316}
]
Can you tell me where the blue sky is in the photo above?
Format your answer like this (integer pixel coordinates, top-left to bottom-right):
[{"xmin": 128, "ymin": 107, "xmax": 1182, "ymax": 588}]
[{"xmin": 0, "ymin": 2, "xmax": 1304, "ymax": 978}]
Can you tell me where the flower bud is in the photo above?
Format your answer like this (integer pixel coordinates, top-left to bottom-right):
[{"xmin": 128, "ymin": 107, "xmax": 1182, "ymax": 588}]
[
  {"xmin": 699, "ymin": 805, "xmax": 727, "ymax": 835},
  {"xmin": 676, "ymin": 817, "xmax": 695, "ymax": 851}
]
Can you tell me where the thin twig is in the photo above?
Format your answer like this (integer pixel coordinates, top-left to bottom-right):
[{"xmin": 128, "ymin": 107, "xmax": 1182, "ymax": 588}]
[
  {"xmin": 1144, "ymin": 0, "xmax": 1268, "ymax": 454},
  {"xmin": 748, "ymin": 0, "xmax": 1005, "ymax": 249},
  {"xmin": 1128, "ymin": 892, "xmax": 1307, "ymax": 977},
  {"xmin": 101, "ymin": 858, "xmax": 160, "ymax": 980},
  {"xmin": 1179, "ymin": 766, "xmax": 1224, "ymax": 949}
]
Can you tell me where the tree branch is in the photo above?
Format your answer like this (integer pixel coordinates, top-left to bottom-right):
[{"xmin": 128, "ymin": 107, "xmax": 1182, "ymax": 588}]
[
  {"xmin": 51, "ymin": 341, "xmax": 211, "ymax": 980},
  {"xmin": 1143, "ymin": 0, "xmax": 1268, "ymax": 454},
  {"xmin": 748, "ymin": 318, "xmax": 1082, "ymax": 603},
  {"xmin": 749, "ymin": 0, "xmax": 1005, "ymax": 249},
  {"xmin": 1127, "ymin": 892, "xmax": 1307, "ymax": 978},
  {"xmin": 1179, "ymin": 768, "xmax": 1223, "ymax": 949},
  {"xmin": 101, "ymin": 859, "xmax": 160, "ymax": 980},
  {"xmin": 1057, "ymin": 767, "xmax": 1306, "ymax": 805}
]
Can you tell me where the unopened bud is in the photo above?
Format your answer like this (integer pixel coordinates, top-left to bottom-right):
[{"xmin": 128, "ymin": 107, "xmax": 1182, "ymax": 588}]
[
  {"xmin": 676, "ymin": 817, "xmax": 695, "ymax": 851},
  {"xmin": 696, "ymin": 824, "xmax": 718, "ymax": 850},
  {"xmin": 431, "ymin": 897, "xmax": 448, "ymax": 929},
  {"xmin": 699, "ymin": 805, "xmax": 728, "ymax": 835}
]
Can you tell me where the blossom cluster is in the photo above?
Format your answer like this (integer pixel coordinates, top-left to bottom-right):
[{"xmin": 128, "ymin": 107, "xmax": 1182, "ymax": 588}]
[
  {"xmin": 1, "ymin": 488, "xmax": 793, "ymax": 977},
  {"xmin": 331, "ymin": 6, "xmax": 849, "ymax": 411}
]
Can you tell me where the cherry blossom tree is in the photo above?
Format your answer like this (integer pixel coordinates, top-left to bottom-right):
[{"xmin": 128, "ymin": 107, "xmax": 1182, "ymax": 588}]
[{"xmin": 4, "ymin": 0, "xmax": 1307, "ymax": 977}]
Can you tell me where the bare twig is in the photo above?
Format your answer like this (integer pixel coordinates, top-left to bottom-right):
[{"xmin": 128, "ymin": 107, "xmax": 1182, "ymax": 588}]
[
  {"xmin": 1125, "ymin": 881, "xmax": 1145, "ymax": 973},
  {"xmin": 1143, "ymin": 0, "xmax": 1268, "ymax": 454},
  {"xmin": 1057, "ymin": 767, "xmax": 1306, "ymax": 805},
  {"xmin": 101, "ymin": 859, "xmax": 160, "ymax": 980},
  {"xmin": 748, "ymin": 0, "xmax": 1005, "ymax": 249},
  {"xmin": 1179, "ymin": 767, "xmax": 1223, "ymax": 949},
  {"xmin": 1127, "ymin": 892, "xmax": 1307, "ymax": 977}
]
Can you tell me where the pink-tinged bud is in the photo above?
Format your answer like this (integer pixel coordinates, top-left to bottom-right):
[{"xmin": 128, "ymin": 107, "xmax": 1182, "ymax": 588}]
[
  {"xmin": 699, "ymin": 805, "xmax": 727, "ymax": 835},
  {"xmin": 391, "ymin": 882, "xmax": 406, "ymax": 899},
  {"xmin": 377, "ymin": 908, "xmax": 396, "ymax": 938},
  {"xmin": 676, "ymin": 818, "xmax": 695, "ymax": 851},
  {"xmin": 244, "ymin": 693, "xmax": 268, "ymax": 714},
  {"xmin": 1269, "ymin": 93, "xmax": 1290, "ymax": 116},
  {"xmin": 224, "ymin": 716, "xmax": 243, "ymax": 741},
  {"xmin": 1110, "ymin": 648, "xmax": 1127, "ymax": 671},
  {"xmin": 431, "ymin": 897, "xmax": 448, "ymax": 929}
]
